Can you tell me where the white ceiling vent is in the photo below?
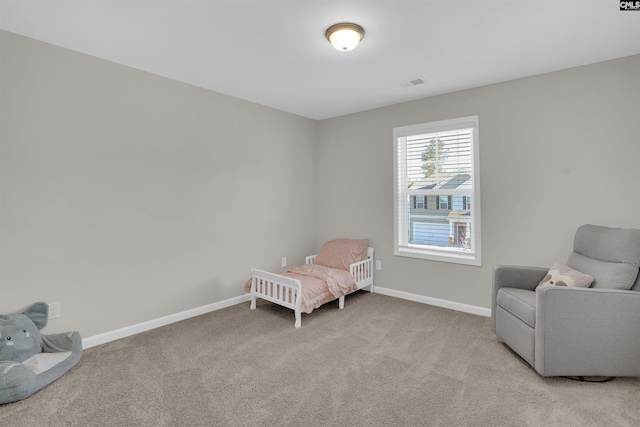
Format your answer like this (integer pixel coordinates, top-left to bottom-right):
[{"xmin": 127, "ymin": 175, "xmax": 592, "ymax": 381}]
[{"xmin": 399, "ymin": 78, "xmax": 426, "ymax": 88}]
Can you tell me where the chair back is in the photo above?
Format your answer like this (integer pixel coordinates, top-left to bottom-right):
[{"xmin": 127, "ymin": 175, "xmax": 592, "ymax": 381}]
[{"xmin": 566, "ymin": 224, "xmax": 640, "ymax": 290}]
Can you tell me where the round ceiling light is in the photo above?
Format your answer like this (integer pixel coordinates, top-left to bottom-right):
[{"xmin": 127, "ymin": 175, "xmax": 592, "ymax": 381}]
[{"xmin": 325, "ymin": 22, "xmax": 365, "ymax": 51}]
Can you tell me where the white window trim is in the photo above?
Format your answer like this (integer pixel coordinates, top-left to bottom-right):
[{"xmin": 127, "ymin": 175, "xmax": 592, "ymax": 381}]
[{"xmin": 393, "ymin": 116, "xmax": 481, "ymax": 266}]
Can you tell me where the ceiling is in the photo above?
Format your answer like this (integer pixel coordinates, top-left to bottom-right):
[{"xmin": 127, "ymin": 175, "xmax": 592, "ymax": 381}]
[{"xmin": 1, "ymin": 1, "xmax": 639, "ymax": 120}]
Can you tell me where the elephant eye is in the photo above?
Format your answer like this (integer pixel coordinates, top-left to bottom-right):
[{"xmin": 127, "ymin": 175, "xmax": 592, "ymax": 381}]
[
  {"xmin": 5, "ymin": 336, "xmax": 10, "ymax": 341},
  {"xmin": 23, "ymin": 329, "xmax": 27, "ymax": 333}
]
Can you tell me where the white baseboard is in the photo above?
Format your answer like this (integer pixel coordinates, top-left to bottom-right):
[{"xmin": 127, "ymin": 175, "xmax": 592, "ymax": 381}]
[
  {"xmin": 83, "ymin": 288, "xmax": 489, "ymax": 349},
  {"xmin": 82, "ymin": 294, "xmax": 251, "ymax": 349},
  {"xmin": 373, "ymin": 286, "xmax": 491, "ymax": 317}
]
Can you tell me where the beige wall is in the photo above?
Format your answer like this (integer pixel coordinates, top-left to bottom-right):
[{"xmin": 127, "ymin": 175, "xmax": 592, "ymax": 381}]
[
  {"xmin": 0, "ymin": 31, "xmax": 318, "ymax": 336},
  {"xmin": 2, "ymin": 29, "xmax": 638, "ymax": 338},
  {"xmin": 316, "ymin": 55, "xmax": 640, "ymax": 308}
]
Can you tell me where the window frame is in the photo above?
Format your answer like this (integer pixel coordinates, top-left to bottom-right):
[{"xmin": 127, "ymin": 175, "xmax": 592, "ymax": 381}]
[{"xmin": 393, "ymin": 116, "xmax": 481, "ymax": 266}]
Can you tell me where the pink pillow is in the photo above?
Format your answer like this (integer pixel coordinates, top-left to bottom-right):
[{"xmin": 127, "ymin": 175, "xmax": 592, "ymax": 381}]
[{"xmin": 314, "ymin": 239, "xmax": 369, "ymax": 271}]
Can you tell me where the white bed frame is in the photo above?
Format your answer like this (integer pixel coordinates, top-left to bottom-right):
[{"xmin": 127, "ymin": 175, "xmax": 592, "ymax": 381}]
[{"xmin": 249, "ymin": 247, "xmax": 374, "ymax": 328}]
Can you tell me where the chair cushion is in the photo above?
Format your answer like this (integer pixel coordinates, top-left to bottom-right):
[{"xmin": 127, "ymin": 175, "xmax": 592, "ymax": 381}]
[
  {"xmin": 496, "ymin": 288, "xmax": 536, "ymax": 328},
  {"xmin": 567, "ymin": 224, "xmax": 640, "ymax": 290}
]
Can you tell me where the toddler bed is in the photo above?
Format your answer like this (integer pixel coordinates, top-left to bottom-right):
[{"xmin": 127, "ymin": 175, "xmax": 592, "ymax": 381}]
[{"xmin": 245, "ymin": 239, "xmax": 374, "ymax": 328}]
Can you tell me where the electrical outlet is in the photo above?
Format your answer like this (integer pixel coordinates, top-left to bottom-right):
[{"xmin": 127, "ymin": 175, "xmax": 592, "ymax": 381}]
[
  {"xmin": 282, "ymin": 257, "xmax": 287, "ymax": 267},
  {"xmin": 49, "ymin": 302, "xmax": 61, "ymax": 319},
  {"xmin": 376, "ymin": 260, "xmax": 382, "ymax": 270}
]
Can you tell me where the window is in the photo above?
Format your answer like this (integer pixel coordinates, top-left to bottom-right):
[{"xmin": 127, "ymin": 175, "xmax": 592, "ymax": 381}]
[
  {"xmin": 393, "ymin": 116, "xmax": 481, "ymax": 266},
  {"xmin": 437, "ymin": 195, "xmax": 451, "ymax": 210}
]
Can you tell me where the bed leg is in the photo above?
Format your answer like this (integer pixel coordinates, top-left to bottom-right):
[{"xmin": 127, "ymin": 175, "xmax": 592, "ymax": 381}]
[
  {"xmin": 339, "ymin": 295, "xmax": 345, "ymax": 309},
  {"xmin": 250, "ymin": 295, "xmax": 256, "ymax": 310},
  {"xmin": 294, "ymin": 309, "xmax": 301, "ymax": 328}
]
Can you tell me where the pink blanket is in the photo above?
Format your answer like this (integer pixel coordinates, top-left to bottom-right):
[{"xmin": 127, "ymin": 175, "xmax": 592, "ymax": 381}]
[{"xmin": 245, "ymin": 264, "xmax": 357, "ymax": 314}]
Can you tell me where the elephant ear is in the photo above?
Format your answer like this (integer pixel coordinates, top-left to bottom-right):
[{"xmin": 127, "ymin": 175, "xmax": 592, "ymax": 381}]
[{"xmin": 23, "ymin": 302, "xmax": 48, "ymax": 330}]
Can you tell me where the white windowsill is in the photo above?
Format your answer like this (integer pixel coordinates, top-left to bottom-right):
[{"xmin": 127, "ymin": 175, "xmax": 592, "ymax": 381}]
[{"xmin": 395, "ymin": 245, "xmax": 481, "ymax": 266}]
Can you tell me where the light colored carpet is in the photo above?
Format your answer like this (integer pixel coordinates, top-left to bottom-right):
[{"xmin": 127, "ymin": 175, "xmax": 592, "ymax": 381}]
[{"xmin": 1, "ymin": 291, "xmax": 638, "ymax": 426}]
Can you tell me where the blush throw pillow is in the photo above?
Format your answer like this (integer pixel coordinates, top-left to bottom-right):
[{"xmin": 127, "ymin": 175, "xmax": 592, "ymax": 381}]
[
  {"xmin": 314, "ymin": 239, "xmax": 369, "ymax": 271},
  {"xmin": 537, "ymin": 261, "xmax": 594, "ymax": 289}
]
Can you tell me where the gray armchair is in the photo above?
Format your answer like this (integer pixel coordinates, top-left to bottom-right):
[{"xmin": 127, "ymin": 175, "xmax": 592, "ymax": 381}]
[{"xmin": 491, "ymin": 224, "xmax": 640, "ymax": 377}]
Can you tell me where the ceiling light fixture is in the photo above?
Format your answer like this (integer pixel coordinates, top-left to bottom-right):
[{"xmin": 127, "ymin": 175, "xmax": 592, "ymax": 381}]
[{"xmin": 325, "ymin": 22, "xmax": 365, "ymax": 51}]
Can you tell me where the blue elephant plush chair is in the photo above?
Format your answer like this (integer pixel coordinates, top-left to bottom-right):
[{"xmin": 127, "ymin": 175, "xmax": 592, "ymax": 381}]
[
  {"xmin": 491, "ymin": 224, "xmax": 640, "ymax": 377},
  {"xmin": 0, "ymin": 302, "xmax": 82, "ymax": 404}
]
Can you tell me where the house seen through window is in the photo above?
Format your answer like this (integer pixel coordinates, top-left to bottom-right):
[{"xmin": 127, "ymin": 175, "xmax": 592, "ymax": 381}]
[{"xmin": 393, "ymin": 116, "xmax": 481, "ymax": 266}]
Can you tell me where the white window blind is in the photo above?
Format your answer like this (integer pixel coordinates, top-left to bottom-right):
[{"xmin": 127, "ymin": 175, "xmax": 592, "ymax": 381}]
[{"xmin": 393, "ymin": 116, "xmax": 481, "ymax": 266}]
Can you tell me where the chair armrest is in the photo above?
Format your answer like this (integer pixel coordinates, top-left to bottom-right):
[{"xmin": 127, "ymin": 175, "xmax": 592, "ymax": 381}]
[
  {"xmin": 491, "ymin": 265, "xmax": 548, "ymax": 332},
  {"xmin": 535, "ymin": 287, "xmax": 640, "ymax": 376},
  {"xmin": 0, "ymin": 361, "xmax": 37, "ymax": 404},
  {"xmin": 41, "ymin": 331, "xmax": 82, "ymax": 353}
]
